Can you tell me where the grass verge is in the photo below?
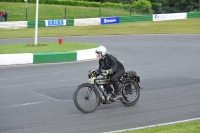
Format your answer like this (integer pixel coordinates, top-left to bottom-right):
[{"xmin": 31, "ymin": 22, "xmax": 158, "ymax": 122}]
[
  {"xmin": 120, "ymin": 119, "xmax": 200, "ymax": 133},
  {"xmin": 0, "ymin": 42, "xmax": 99, "ymax": 54}
]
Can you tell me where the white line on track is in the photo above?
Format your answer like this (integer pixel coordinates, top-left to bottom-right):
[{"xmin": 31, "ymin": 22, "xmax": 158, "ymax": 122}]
[
  {"xmin": 0, "ymin": 66, "xmax": 95, "ymax": 81},
  {"xmin": 2, "ymin": 99, "xmax": 73, "ymax": 109},
  {"xmin": 3, "ymin": 101, "xmax": 46, "ymax": 108},
  {"xmin": 0, "ymin": 78, "xmax": 82, "ymax": 89},
  {"xmin": 102, "ymin": 117, "xmax": 200, "ymax": 133}
]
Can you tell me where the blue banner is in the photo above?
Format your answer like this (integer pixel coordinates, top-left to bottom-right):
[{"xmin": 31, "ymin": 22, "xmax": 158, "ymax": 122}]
[
  {"xmin": 101, "ymin": 17, "xmax": 119, "ymax": 25},
  {"xmin": 45, "ymin": 19, "xmax": 66, "ymax": 27}
]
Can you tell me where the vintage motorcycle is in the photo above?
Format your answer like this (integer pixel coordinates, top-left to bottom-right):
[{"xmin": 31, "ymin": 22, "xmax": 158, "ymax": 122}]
[{"xmin": 73, "ymin": 70, "xmax": 142, "ymax": 113}]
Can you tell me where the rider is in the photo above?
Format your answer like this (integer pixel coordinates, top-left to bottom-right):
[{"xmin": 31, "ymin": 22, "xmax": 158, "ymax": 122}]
[{"xmin": 95, "ymin": 45, "xmax": 125, "ymax": 100}]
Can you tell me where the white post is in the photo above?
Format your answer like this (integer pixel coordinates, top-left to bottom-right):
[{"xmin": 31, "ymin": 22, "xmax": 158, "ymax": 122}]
[{"xmin": 34, "ymin": 0, "xmax": 39, "ymax": 45}]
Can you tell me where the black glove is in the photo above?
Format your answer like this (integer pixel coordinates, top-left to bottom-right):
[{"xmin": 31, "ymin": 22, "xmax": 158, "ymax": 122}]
[{"xmin": 101, "ymin": 69, "xmax": 113, "ymax": 74}]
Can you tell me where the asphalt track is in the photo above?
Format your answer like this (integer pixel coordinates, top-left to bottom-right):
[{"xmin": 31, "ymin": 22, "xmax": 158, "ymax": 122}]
[{"xmin": 0, "ymin": 35, "xmax": 200, "ymax": 133}]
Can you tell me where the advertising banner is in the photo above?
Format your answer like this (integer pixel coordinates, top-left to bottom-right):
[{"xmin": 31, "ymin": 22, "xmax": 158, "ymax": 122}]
[
  {"xmin": 101, "ymin": 17, "xmax": 119, "ymax": 24},
  {"xmin": 45, "ymin": 19, "xmax": 66, "ymax": 27},
  {"xmin": 153, "ymin": 13, "xmax": 187, "ymax": 21}
]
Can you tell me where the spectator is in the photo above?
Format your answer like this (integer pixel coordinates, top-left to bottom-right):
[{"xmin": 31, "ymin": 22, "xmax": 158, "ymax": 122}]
[
  {"xmin": 0, "ymin": 11, "xmax": 3, "ymax": 22},
  {"xmin": 3, "ymin": 10, "xmax": 8, "ymax": 21}
]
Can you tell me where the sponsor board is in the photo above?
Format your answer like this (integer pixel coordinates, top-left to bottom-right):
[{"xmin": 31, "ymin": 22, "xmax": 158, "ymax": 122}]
[
  {"xmin": 153, "ymin": 13, "xmax": 187, "ymax": 21},
  {"xmin": 101, "ymin": 17, "xmax": 119, "ymax": 24},
  {"xmin": 45, "ymin": 19, "xmax": 66, "ymax": 27}
]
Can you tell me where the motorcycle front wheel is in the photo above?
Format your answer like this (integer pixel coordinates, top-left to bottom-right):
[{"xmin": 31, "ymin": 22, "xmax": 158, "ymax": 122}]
[{"xmin": 73, "ymin": 83, "xmax": 100, "ymax": 113}]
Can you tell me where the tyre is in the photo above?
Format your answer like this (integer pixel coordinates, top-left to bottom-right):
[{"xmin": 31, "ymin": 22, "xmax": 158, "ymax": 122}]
[
  {"xmin": 120, "ymin": 79, "xmax": 140, "ymax": 106},
  {"xmin": 73, "ymin": 83, "xmax": 100, "ymax": 113}
]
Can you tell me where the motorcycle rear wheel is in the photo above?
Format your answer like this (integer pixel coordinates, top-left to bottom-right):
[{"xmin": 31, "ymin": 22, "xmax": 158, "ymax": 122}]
[{"xmin": 120, "ymin": 79, "xmax": 140, "ymax": 106}]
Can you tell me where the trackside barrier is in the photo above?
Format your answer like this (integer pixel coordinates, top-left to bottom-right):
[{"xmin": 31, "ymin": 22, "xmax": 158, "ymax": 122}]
[
  {"xmin": 101, "ymin": 17, "xmax": 119, "ymax": 25},
  {"xmin": 33, "ymin": 52, "xmax": 77, "ymax": 64},
  {"xmin": 76, "ymin": 48, "xmax": 96, "ymax": 61},
  {"xmin": 153, "ymin": 13, "xmax": 187, "ymax": 21},
  {"xmin": 119, "ymin": 15, "xmax": 152, "ymax": 23},
  {"xmin": 27, "ymin": 19, "xmax": 74, "ymax": 28},
  {"xmin": 66, "ymin": 19, "xmax": 74, "ymax": 26},
  {"xmin": 0, "ymin": 53, "xmax": 33, "ymax": 65},
  {"xmin": 45, "ymin": 19, "xmax": 67, "ymax": 27},
  {"xmin": 187, "ymin": 12, "xmax": 200, "ymax": 18},
  {"xmin": 74, "ymin": 18, "xmax": 100, "ymax": 26},
  {"xmin": 1, "ymin": 13, "xmax": 200, "ymax": 29},
  {"xmin": 28, "ymin": 20, "xmax": 46, "ymax": 28},
  {"xmin": 0, "ymin": 21, "xmax": 27, "ymax": 29},
  {"xmin": 0, "ymin": 48, "xmax": 97, "ymax": 65}
]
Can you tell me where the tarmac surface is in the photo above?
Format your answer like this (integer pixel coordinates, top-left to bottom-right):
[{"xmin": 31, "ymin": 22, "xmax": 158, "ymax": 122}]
[{"xmin": 0, "ymin": 35, "xmax": 200, "ymax": 133}]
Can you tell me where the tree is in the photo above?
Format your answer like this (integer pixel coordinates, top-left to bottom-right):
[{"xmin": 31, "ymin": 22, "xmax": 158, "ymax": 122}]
[
  {"xmin": 150, "ymin": 0, "xmax": 199, "ymax": 13},
  {"xmin": 132, "ymin": 0, "xmax": 152, "ymax": 13}
]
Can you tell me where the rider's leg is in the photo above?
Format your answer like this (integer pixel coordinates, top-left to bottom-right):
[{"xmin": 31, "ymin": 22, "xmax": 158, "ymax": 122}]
[
  {"xmin": 110, "ymin": 68, "xmax": 125, "ymax": 98},
  {"xmin": 103, "ymin": 84, "xmax": 113, "ymax": 94}
]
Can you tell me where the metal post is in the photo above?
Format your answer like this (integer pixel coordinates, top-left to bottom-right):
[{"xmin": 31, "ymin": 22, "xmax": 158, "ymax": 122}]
[
  {"xmin": 190, "ymin": 6, "xmax": 193, "ymax": 12},
  {"xmin": 34, "ymin": 0, "xmax": 39, "ymax": 45},
  {"xmin": 199, "ymin": 0, "xmax": 200, "ymax": 12},
  {"xmin": 24, "ymin": 0, "xmax": 28, "ymax": 21},
  {"xmin": 64, "ymin": 7, "xmax": 66, "ymax": 19},
  {"xmin": 130, "ymin": 0, "xmax": 132, "ymax": 16},
  {"xmin": 26, "ymin": 0, "xmax": 28, "ymax": 21},
  {"xmin": 99, "ymin": 1, "xmax": 102, "ymax": 17}
]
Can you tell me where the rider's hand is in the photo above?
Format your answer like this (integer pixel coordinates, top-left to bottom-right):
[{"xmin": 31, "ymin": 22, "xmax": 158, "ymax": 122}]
[
  {"xmin": 105, "ymin": 69, "xmax": 113, "ymax": 74},
  {"xmin": 89, "ymin": 70, "xmax": 97, "ymax": 77},
  {"xmin": 101, "ymin": 70, "xmax": 106, "ymax": 73}
]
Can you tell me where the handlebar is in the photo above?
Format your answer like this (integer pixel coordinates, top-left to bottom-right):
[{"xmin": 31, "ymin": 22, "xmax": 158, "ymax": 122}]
[
  {"xmin": 89, "ymin": 70, "xmax": 107, "ymax": 78},
  {"xmin": 100, "ymin": 73, "xmax": 107, "ymax": 77}
]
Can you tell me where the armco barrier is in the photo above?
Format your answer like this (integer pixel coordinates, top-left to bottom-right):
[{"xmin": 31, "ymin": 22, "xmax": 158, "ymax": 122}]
[
  {"xmin": 187, "ymin": 12, "xmax": 200, "ymax": 18},
  {"xmin": 119, "ymin": 15, "xmax": 152, "ymax": 23}
]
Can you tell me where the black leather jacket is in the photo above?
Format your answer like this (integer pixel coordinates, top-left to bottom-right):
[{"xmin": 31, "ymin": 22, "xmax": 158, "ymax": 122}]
[{"xmin": 98, "ymin": 53, "xmax": 124, "ymax": 73}]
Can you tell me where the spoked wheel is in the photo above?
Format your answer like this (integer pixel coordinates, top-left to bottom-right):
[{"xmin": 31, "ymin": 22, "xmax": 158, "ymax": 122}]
[
  {"xmin": 73, "ymin": 83, "xmax": 100, "ymax": 113},
  {"xmin": 120, "ymin": 79, "xmax": 140, "ymax": 106}
]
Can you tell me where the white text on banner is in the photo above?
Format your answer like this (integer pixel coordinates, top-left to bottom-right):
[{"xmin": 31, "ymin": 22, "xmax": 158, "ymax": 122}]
[{"xmin": 45, "ymin": 19, "xmax": 66, "ymax": 27}]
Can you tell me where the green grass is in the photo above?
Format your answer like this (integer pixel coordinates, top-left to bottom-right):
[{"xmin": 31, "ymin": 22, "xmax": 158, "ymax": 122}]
[
  {"xmin": 0, "ymin": 18, "xmax": 200, "ymax": 39},
  {"xmin": 0, "ymin": 2, "xmax": 130, "ymax": 21},
  {"xmin": 121, "ymin": 120, "xmax": 200, "ymax": 133},
  {"xmin": 0, "ymin": 42, "xmax": 99, "ymax": 54}
]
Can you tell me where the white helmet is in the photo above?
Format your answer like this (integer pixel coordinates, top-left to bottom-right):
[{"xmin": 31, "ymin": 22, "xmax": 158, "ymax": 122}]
[{"xmin": 96, "ymin": 45, "xmax": 107, "ymax": 56}]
